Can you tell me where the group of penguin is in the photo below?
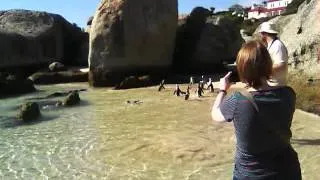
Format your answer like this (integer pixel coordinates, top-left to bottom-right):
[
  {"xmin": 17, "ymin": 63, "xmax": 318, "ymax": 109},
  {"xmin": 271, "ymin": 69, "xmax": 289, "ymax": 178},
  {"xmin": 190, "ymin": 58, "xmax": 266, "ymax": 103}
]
[{"xmin": 158, "ymin": 76, "xmax": 215, "ymax": 100}]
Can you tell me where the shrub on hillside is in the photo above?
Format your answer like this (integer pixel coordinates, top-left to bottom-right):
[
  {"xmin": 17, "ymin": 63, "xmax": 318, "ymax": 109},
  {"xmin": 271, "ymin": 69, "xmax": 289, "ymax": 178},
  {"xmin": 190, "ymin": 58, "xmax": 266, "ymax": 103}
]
[
  {"xmin": 241, "ymin": 17, "xmax": 273, "ymax": 36},
  {"xmin": 288, "ymin": 72, "xmax": 320, "ymax": 115},
  {"xmin": 282, "ymin": 0, "xmax": 308, "ymax": 15}
]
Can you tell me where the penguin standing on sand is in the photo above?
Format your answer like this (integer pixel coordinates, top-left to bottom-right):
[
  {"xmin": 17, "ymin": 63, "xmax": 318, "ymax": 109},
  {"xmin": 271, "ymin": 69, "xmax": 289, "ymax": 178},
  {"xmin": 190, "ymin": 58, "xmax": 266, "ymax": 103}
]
[
  {"xmin": 196, "ymin": 83, "xmax": 204, "ymax": 97},
  {"xmin": 200, "ymin": 75, "xmax": 206, "ymax": 89},
  {"xmin": 173, "ymin": 84, "xmax": 182, "ymax": 96},
  {"xmin": 206, "ymin": 78, "xmax": 214, "ymax": 93},
  {"xmin": 189, "ymin": 76, "xmax": 194, "ymax": 86},
  {"xmin": 184, "ymin": 85, "xmax": 190, "ymax": 100},
  {"xmin": 158, "ymin": 79, "xmax": 166, "ymax": 92}
]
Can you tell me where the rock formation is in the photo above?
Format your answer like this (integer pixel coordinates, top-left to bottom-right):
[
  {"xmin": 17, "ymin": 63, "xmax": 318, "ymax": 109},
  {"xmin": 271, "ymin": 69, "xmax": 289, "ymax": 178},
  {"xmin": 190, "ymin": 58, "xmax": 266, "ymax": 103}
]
[
  {"xmin": 254, "ymin": 0, "xmax": 320, "ymax": 77},
  {"xmin": 173, "ymin": 7, "xmax": 244, "ymax": 73},
  {"xmin": 88, "ymin": 0, "xmax": 178, "ymax": 86},
  {"xmin": 17, "ymin": 102, "xmax": 40, "ymax": 122},
  {"xmin": 63, "ymin": 91, "xmax": 81, "ymax": 106},
  {"xmin": 0, "ymin": 9, "xmax": 88, "ymax": 69},
  {"xmin": 113, "ymin": 75, "xmax": 152, "ymax": 90},
  {"xmin": 0, "ymin": 73, "xmax": 36, "ymax": 97},
  {"xmin": 49, "ymin": 62, "xmax": 66, "ymax": 72},
  {"xmin": 29, "ymin": 69, "xmax": 88, "ymax": 85},
  {"xmin": 85, "ymin": 16, "xmax": 94, "ymax": 33}
]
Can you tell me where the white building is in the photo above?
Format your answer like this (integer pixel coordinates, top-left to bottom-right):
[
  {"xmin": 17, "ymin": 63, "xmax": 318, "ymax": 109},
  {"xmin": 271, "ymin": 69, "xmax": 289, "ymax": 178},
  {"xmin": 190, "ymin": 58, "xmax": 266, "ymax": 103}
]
[
  {"xmin": 247, "ymin": 0, "xmax": 293, "ymax": 19},
  {"xmin": 248, "ymin": 5, "xmax": 268, "ymax": 19},
  {"xmin": 266, "ymin": 0, "xmax": 293, "ymax": 16}
]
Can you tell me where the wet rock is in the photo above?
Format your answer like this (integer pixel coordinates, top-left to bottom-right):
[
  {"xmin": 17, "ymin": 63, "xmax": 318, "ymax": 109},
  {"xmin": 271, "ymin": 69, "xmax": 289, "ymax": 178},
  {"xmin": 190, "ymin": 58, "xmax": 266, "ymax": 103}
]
[
  {"xmin": 49, "ymin": 62, "xmax": 66, "ymax": 72},
  {"xmin": 62, "ymin": 91, "xmax": 80, "ymax": 106},
  {"xmin": 29, "ymin": 70, "xmax": 88, "ymax": 84},
  {"xmin": 0, "ymin": 78, "xmax": 36, "ymax": 96},
  {"xmin": 113, "ymin": 75, "xmax": 152, "ymax": 90},
  {"xmin": 17, "ymin": 102, "xmax": 40, "ymax": 122},
  {"xmin": 56, "ymin": 101, "xmax": 63, "ymax": 107},
  {"xmin": 27, "ymin": 89, "xmax": 87, "ymax": 100}
]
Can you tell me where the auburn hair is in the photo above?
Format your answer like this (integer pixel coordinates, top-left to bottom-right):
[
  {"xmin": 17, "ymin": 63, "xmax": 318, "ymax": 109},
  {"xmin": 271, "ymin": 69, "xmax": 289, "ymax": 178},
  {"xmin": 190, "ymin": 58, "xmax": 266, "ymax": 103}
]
[{"xmin": 236, "ymin": 40, "xmax": 273, "ymax": 88}]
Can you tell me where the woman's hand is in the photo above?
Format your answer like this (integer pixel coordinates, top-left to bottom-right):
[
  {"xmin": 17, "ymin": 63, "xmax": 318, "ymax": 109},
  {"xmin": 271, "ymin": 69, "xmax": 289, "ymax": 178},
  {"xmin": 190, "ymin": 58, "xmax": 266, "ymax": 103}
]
[
  {"xmin": 212, "ymin": 71, "xmax": 232, "ymax": 123},
  {"xmin": 219, "ymin": 72, "xmax": 232, "ymax": 91}
]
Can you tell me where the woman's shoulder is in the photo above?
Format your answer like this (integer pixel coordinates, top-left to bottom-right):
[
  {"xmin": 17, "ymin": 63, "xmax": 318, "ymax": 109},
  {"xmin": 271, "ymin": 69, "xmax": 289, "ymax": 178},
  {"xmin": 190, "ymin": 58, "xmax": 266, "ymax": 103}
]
[
  {"xmin": 228, "ymin": 91, "xmax": 242, "ymax": 98},
  {"xmin": 226, "ymin": 91, "xmax": 247, "ymax": 102},
  {"xmin": 274, "ymin": 86, "xmax": 296, "ymax": 97},
  {"xmin": 257, "ymin": 86, "xmax": 296, "ymax": 100}
]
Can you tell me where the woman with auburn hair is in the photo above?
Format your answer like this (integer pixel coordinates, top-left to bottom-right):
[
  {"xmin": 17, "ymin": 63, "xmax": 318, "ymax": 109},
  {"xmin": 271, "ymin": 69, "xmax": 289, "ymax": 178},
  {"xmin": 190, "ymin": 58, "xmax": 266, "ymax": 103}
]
[{"xmin": 211, "ymin": 41, "xmax": 301, "ymax": 180}]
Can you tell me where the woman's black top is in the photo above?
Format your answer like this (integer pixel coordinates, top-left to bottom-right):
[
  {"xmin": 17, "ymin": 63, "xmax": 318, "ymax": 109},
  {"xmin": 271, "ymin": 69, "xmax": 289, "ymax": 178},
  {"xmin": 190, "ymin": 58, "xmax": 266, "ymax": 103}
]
[{"xmin": 220, "ymin": 87, "xmax": 301, "ymax": 180}]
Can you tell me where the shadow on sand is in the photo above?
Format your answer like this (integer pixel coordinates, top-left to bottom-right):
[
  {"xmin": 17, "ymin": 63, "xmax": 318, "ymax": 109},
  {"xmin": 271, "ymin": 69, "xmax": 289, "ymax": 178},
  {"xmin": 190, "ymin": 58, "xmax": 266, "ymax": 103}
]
[
  {"xmin": 0, "ymin": 114, "xmax": 59, "ymax": 129},
  {"xmin": 291, "ymin": 139, "xmax": 320, "ymax": 146}
]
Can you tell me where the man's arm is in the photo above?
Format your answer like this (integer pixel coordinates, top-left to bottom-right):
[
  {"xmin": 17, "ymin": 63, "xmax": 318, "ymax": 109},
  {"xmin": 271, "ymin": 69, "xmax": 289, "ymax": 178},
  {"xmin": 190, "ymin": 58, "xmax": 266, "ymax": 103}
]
[
  {"xmin": 273, "ymin": 62, "xmax": 287, "ymax": 74},
  {"xmin": 271, "ymin": 42, "xmax": 288, "ymax": 74}
]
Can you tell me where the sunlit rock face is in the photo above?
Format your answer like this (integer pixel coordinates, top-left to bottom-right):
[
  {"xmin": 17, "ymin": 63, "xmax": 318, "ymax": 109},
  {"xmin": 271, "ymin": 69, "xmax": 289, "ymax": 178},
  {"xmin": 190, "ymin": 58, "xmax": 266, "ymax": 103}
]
[
  {"xmin": 88, "ymin": 0, "xmax": 178, "ymax": 86},
  {"xmin": 0, "ymin": 9, "xmax": 88, "ymax": 68}
]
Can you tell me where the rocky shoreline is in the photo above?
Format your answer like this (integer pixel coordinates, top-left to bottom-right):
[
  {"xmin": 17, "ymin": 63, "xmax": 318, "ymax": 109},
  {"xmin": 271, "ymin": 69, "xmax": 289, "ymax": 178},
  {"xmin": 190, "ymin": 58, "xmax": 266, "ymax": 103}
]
[{"xmin": 0, "ymin": 0, "xmax": 319, "ymax": 115}]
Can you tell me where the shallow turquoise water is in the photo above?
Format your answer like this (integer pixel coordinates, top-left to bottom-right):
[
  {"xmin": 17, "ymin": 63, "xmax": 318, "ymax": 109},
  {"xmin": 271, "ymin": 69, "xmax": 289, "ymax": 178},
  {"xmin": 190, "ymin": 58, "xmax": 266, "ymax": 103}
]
[{"xmin": 0, "ymin": 83, "xmax": 319, "ymax": 180}]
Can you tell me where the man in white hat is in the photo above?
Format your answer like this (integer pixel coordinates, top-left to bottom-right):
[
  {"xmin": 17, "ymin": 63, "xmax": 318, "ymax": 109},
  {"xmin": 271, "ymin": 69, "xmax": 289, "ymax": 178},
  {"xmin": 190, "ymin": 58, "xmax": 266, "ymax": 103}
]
[{"xmin": 259, "ymin": 22, "xmax": 288, "ymax": 86}]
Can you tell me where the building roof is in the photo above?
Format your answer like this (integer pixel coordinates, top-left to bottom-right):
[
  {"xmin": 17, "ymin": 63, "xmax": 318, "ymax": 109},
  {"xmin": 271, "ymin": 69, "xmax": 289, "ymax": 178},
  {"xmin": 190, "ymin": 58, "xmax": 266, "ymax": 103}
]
[
  {"xmin": 248, "ymin": 6, "xmax": 285, "ymax": 13},
  {"xmin": 266, "ymin": 7, "xmax": 286, "ymax": 12},
  {"xmin": 248, "ymin": 7, "xmax": 268, "ymax": 12}
]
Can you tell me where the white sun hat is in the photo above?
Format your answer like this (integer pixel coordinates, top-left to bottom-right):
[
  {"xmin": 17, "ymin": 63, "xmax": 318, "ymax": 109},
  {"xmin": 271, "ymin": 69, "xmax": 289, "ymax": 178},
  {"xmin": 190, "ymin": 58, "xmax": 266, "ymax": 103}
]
[{"xmin": 259, "ymin": 22, "xmax": 279, "ymax": 34}]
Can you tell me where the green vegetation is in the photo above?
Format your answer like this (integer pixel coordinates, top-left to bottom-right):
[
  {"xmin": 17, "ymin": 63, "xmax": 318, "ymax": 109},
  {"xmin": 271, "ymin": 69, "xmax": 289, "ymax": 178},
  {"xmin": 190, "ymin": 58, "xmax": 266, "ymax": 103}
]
[
  {"xmin": 228, "ymin": 4, "xmax": 245, "ymax": 13},
  {"xmin": 288, "ymin": 72, "xmax": 320, "ymax": 115},
  {"xmin": 282, "ymin": 0, "xmax": 309, "ymax": 15},
  {"xmin": 240, "ymin": 17, "xmax": 273, "ymax": 36}
]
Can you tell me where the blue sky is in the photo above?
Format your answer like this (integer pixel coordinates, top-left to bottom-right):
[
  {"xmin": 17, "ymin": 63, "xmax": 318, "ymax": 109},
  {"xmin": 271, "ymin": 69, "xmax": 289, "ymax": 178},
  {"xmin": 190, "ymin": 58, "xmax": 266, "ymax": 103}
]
[{"xmin": 0, "ymin": 0, "xmax": 262, "ymax": 28}]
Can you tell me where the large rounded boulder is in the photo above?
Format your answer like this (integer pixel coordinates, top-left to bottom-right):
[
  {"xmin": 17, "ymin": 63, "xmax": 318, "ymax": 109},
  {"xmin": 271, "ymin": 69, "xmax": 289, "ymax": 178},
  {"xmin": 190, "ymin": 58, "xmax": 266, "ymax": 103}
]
[
  {"xmin": 88, "ymin": 0, "xmax": 178, "ymax": 86},
  {"xmin": 0, "ymin": 9, "xmax": 88, "ymax": 68},
  {"xmin": 173, "ymin": 7, "xmax": 244, "ymax": 73}
]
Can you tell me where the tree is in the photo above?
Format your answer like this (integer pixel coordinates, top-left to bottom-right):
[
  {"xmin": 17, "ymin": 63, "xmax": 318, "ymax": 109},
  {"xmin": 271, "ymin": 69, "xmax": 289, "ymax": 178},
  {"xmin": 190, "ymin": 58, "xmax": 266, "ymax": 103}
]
[
  {"xmin": 228, "ymin": 4, "xmax": 244, "ymax": 13},
  {"xmin": 210, "ymin": 7, "xmax": 215, "ymax": 14},
  {"xmin": 72, "ymin": 23, "xmax": 81, "ymax": 31}
]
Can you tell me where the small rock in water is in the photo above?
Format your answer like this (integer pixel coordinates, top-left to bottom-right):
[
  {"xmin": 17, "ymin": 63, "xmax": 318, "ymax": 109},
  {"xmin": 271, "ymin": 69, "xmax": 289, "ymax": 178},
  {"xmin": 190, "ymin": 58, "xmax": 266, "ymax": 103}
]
[
  {"xmin": 17, "ymin": 102, "xmax": 40, "ymax": 122},
  {"xmin": 49, "ymin": 61, "xmax": 66, "ymax": 72},
  {"xmin": 63, "ymin": 92, "xmax": 80, "ymax": 106},
  {"xmin": 56, "ymin": 101, "xmax": 63, "ymax": 107}
]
